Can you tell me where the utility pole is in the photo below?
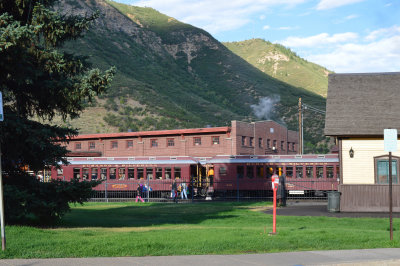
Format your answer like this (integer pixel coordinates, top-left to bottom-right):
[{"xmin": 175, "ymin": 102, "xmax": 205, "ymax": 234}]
[{"xmin": 298, "ymin": 98, "xmax": 302, "ymax": 155}]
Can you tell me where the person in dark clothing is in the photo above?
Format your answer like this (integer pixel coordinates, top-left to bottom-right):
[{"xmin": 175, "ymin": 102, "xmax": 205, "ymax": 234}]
[
  {"xmin": 171, "ymin": 180, "xmax": 178, "ymax": 203},
  {"xmin": 277, "ymin": 173, "xmax": 286, "ymax": 207}
]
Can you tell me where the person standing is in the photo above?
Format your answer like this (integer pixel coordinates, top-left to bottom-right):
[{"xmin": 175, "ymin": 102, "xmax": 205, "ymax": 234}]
[
  {"xmin": 181, "ymin": 182, "xmax": 188, "ymax": 199},
  {"xmin": 278, "ymin": 173, "xmax": 286, "ymax": 207},
  {"xmin": 171, "ymin": 180, "xmax": 178, "ymax": 203},
  {"xmin": 136, "ymin": 183, "xmax": 144, "ymax": 203}
]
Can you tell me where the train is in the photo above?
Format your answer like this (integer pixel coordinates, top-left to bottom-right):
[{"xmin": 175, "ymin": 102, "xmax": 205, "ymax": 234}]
[{"xmin": 50, "ymin": 154, "xmax": 339, "ymax": 199}]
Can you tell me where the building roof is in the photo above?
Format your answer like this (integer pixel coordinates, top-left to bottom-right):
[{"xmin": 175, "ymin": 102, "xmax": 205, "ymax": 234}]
[
  {"xmin": 70, "ymin": 127, "xmax": 231, "ymax": 140},
  {"xmin": 325, "ymin": 72, "xmax": 400, "ymax": 137}
]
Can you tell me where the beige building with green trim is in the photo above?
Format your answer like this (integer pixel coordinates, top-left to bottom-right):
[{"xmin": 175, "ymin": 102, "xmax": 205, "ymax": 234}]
[{"xmin": 325, "ymin": 72, "xmax": 400, "ymax": 212}]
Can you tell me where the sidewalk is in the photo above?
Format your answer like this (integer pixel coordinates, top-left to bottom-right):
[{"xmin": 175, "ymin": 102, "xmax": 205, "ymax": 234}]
[{"xmin": 1, "ymin": 248, "xmax": 400, "ymax": 266}]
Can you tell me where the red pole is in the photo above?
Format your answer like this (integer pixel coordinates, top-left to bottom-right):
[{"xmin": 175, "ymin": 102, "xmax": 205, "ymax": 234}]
[{"xmin": 272, "ymin": 187, "xmax": 277, "ymax": 234}]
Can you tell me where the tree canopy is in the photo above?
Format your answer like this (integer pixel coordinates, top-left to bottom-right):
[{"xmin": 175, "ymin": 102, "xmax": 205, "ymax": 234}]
[{"xmin": 0, "ymin": 0, "xmax": 115, "ymax": 171}]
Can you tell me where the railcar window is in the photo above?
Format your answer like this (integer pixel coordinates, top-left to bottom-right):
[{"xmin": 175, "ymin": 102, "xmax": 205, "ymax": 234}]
[
  {"xmin": 137, "ymin": 168, "xmax": 144, "ymax": 179},
  {"xmin": 128, "ymin": 168, "xmax": 134, "ymax": 179},
  {"xmin": 237, "ymin": 166, "xmax": 244, "ymax": 178},
  {"xmin": 110, "ymin": 168, "xmax": 116, "ymax": 179},
  {"xmin": 267, "ymin": 167, "xmax": 273, "ymax": 178},
  {"xmin": 91, "ymin": 168, "xmax": 98, "ymax": 180},
  {"xmin": 296, "ymin": 166, "xmax": 303, "ymax": 178},
  {"xmin": 219, "ymin": 166, "xmax": 227, "ymax": 175},
  {"xmin": 156, "ymin": 168, "xmax": 162, "ymax": 179},
  {"xmin": 57, "ymin": 169, "xmax": 63, "ymax": 176},
  {"xmin": 316, "ymin": 166, "xmax": 324, "ymax": 178},
  {"xmin": 306, "ymin": 166, "xmax": 313, "ymax": 178},
  {"xmin": 286, "ymin": 166, "xmax": 293, "ymax": 178},
  {"xmin": 82, "ymin": 168, "xmax": 89, "ymax": 180},
  {"xmin": 256, "ymin": 166, "xmax": 264, "ymax": 178},
  {"xmin": 165, "ymin": 167, "xmax": 171, "ymax": 179},
  {"xmin": 73, "ymin": 168, "xmax": 80, "ymax": 179},
  {"xmin": 174, "ymin": 167, "xmax": 181, "ymax": 179},
  {"xmin": 326, "ymin": 166, "xmax": 334, "ymax": 178},
  {"xmin": 100, "ymin": 168, "xmax": 107, "ymax": 180},
  {"xmin": 119, "ymin": 168, "xmax": 126, "ymax": 180},
  {"xmin": 146, "ymin": 168, "xmax": 154, "ymax": 180},
  {"xmin": 247, "ymin": 166, "xmax": 254, "ymax": 178}
]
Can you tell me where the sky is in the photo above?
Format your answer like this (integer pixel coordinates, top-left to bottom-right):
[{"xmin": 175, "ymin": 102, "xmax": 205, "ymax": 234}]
[{"xmin": 116, "ymin": 0, "xmax": 400, "ymax": 73}]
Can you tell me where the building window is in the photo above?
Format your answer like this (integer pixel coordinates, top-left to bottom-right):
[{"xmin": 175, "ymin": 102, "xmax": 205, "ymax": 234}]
[
  {"xmin": 375, "ymin": 155, "xmax": 399, "ymax": 184},
  {"xmin": 292, "ymin": 143, "xmax": 295, "ymax": 151},
  {"xmin": 270, "ymin": 128, "xmax": 274, "ymax": 133},
  {"xmin": 151, "ymin": 139, "xmax": 158, "ymax": 147},
  {"xmin": 167, "ymin": 138, "xmax": 175, "ymax": 147},
  {"xmin": 267, "ymin": 139, "xmax": 270, "ymax": 149},
  {"xmin": 75, "ymin": 143, "xmax": 81, "ymax": 150},
  {"xmin": 273, "ymin": 140, "xmax": 277, "ymax": 149},
  {"xmin": 249, "ymin": 137, "xmax": 254, "ymax": 147},
  {"xmin": 242, "ymin": 136, "xmax": 246, "ymax": 146},
  {"xmin": 126, "ymin": 140, "xmax": 133, "ymax": 148},
  {"xmin": 212, "ymin": 136, "xmax": 220, "ymax": 145},
  {"xmin": 281, "ymin": 141, "xmax": 285, "ymax": 150},
  {"xmin": 111, "ymin": 141, "xmax": 118, "ymax": 149},
  {"xmin": 194, "ymin": 137, "xmax": 201, "ymax": 146},
  {"xmin": 259, "ymin": 138, "xmax": 262, "ymax": 148},
  {"xmin": 89, "ymin": 142, "xmax": 95, "ymax": 150}
]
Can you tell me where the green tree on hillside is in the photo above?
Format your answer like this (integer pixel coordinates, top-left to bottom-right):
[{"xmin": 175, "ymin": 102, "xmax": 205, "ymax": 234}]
[{"xmin": 0, "ymin": 0, "xmax": 115, "ymax": 223}]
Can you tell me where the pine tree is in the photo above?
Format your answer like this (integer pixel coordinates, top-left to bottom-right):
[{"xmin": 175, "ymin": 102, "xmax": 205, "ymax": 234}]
[{"xmin": 0, "ymin": 0, "xmax": 115, "ymax": 171}]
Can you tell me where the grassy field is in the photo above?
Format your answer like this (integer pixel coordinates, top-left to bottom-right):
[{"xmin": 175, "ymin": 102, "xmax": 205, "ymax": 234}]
[{"xmin": 0, "ymin": 201, "xmax": 399, "ymax": 259}]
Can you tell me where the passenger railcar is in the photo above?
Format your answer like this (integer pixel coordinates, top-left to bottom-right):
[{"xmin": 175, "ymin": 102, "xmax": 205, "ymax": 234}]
[{"xmin": 50, "ymin": 154, "xmax": 339, "ymax": 198}]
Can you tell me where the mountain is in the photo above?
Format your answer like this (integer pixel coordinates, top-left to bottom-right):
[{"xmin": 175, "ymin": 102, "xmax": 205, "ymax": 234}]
[
  {"xmin": 56, "ymin": 0, "xmax": 328, "ymax": 151},
  {"xmin": 223, "ymin": 39, "xmax": 331, "ymax": 97}
]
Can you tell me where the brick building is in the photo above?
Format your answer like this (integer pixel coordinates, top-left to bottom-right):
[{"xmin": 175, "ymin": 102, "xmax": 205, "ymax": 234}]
[{"xmin": 65, "ymin": 120, "xmax": 298, "ymax": 157}]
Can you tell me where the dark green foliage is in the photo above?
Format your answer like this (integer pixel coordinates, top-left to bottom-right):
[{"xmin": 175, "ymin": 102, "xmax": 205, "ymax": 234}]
[
  {"xmin": 3, "ymin": 171, "xmax": 100, "ymax": 224},
  {"xmin": 0, "ymin": 0, "xmax": 115, "ymax": 223}
]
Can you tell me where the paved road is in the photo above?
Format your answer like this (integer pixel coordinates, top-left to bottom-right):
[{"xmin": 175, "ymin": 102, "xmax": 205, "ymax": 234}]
[{"xmin": 1, "ymin": 248, "xmax": 400, "ymax": 266}]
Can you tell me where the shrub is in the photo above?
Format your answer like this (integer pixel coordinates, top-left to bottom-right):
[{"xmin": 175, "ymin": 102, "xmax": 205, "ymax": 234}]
[{"xmin": 3, "ymin": 171, "xmax": 101, "ymax": 225}]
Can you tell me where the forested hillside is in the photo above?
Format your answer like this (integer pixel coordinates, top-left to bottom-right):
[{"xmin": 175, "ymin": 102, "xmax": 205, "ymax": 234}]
[{"xmin": 56, "ymin": 0, "xmax": 328, "ymax": 152}]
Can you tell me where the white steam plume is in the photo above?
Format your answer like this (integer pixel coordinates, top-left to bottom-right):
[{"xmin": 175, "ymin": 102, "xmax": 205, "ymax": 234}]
[{"xmin": 251, "ymin": 96, "xmax": 280, "ymax": 120}]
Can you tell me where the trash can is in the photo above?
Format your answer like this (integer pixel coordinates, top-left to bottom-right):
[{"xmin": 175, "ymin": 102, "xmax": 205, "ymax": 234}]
[{"xmin": 327, "ymin": 191, "xmax": 341, "ymax": 212}]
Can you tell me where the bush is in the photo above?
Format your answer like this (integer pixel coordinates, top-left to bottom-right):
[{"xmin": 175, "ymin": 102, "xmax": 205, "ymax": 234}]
[{"xmin": 3, "ymin": 171, "xmax": 101, "ymax": 225}]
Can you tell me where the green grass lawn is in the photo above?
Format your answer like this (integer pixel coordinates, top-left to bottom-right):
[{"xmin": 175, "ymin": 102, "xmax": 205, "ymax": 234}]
[{"xmin": 0, "ymin": 201, "xmax": 399, "ymax": 258}]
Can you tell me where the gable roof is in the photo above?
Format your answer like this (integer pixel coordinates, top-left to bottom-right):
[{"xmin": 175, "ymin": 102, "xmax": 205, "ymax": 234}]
[{"xmin": 325, "ymin": 72, "xmax": 400, "ymax": 137}]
